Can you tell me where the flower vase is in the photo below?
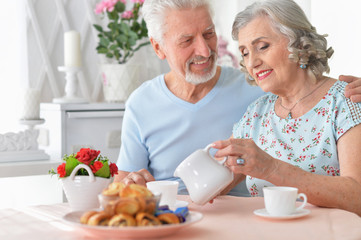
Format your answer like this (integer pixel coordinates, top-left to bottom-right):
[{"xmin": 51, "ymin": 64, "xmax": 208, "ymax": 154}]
[
  {"xmin": 100, "ymin": 63, "xmax": 143, "ymax": 103},
  {"xmin": 61, "ymin": 164, "xmax": 111, "ymax": 211}
]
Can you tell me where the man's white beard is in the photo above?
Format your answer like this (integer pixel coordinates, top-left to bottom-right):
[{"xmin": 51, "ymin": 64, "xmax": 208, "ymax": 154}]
[{"xmin": 185, "ymin": 52, "xmax": 217, "ymax": 85}]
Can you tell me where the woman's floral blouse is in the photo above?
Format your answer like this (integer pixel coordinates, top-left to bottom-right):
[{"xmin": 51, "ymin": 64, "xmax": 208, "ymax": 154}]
[{"xmin": 233, "ymin": 81, "xmax": 361, "ymax": 197}]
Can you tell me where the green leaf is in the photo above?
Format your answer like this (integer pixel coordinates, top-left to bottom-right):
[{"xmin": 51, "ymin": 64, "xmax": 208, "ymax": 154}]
[
  {"xmin": 109, "ymin": 44, "xmax": 118, "ymax": 51},
  {"xmin": 128, "ymin": 38, "xmax": 136, "ymax": 46},
  {"xmin": 107, "ymin": 11, "xmax": 119, "ymax": 21},
  {"xmin": 108, "ymin": 22, "xmax": 114, "ymax": 30},
  {"xmin": 93, "ymin": 24, "xmax": 103, "ymax": 33},
  {"xmin": 106, "ymin": 52, "xmax": 114, "ymax": 58},
  {"xmin": 100, "ymin": 37, "xmax": 110, "ymax": 47},
  {"xmin": 65, "ymin": 156, "xmax": 80, "ymax": 177},
  {"xmin": 129, "ymin": 30, "xmax": 138, "ymax": 40},
  {"xmin": 116, "ymin": 34, "xmax": 128, "ymax": 43},
  {"xmin": 94, "ymin": 161, "xmax": 110, "ymax": 178},
  {"xmin": 120, "ymin": 22, "xmax": 130, "ymax": 35},
  {"xmin": 104, "ymin": 31, "xmax": 114, "ymax": 41},
  {"xmin": 132, "ymin": 22, "xmax": 140, "ymax": 32},
  {"xmin": 97, "ymin": 47, "xmax": 108, "ymax": 54}
]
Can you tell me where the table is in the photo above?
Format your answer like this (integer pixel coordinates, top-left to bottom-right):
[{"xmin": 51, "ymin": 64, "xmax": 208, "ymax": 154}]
[{"xmin": 1, "ymin": 195, "xmax": 360, "ymax": 240}]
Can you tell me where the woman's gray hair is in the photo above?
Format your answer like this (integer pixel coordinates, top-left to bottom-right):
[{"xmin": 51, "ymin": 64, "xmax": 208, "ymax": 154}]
[
  {"xmin": 142, "ymin": 0, "xmax": 214, "ymax": 45},
  {"xmin": 232, "ymin": 0, "xmax": 334, "ymax": 85}
]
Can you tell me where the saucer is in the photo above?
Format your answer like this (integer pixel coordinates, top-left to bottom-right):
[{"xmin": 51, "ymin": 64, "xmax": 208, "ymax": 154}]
[{"xmin": 253, "ymin": 208, "xmax": 310, "ymax": 220}]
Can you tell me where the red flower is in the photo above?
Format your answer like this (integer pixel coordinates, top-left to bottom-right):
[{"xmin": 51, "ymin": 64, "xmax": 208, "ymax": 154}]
[
  {"xmin": 50, "ymin": 148, "xmax": 118, "ymax": 179},
  {"xmin": 57, "ymin": 163, "xmax": 66, "ymax": 177},
  {"xmin": 90, "ymin": 161, "xmax": 103, "ymax": 173},
  {"xmin": 76, "ymin": 148, "xmax": 100, "ymax": 165},
  {"xmin": 109, "ymin": 163, "xmax": 118, "ymax": 177}
]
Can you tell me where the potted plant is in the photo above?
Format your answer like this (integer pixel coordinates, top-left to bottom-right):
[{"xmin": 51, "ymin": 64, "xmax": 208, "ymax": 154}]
[
  {"xmin": 93, "ymin": 0, "xmax": 149, "ymax": 102},
  {"xmin": 49, "ymin": 148, "xmax": 118, "ymax": 211}
]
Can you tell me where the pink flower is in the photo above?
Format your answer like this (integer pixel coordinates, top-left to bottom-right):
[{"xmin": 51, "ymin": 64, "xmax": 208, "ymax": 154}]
[
  {"xmin": 95, "ymin": 1, "xmax": 108, "ymax": 14},
  {"xmin": 122, "ymin": 10, "xmax": 134, "ymax": 19},
  {"xmin": 94, "ymin": 0, "xmax": 127, "ymax": 14},
  {"xmin": 131, "ymin": 0, "xmax": 145, "ymax": 3}
]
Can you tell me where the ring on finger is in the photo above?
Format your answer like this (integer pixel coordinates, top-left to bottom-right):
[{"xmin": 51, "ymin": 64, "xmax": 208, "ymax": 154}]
[{"xmin": 236, "ymin": 158, "xmax": 245, "ymax": 165}]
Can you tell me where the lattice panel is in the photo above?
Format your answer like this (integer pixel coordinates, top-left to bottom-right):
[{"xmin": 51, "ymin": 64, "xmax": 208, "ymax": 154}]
[{"xmin": 25, "ymin": 0, "xmax": 166, "ymax": 103}]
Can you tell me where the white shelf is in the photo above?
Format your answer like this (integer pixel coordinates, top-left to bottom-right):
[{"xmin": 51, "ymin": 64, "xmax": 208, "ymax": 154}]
[
  {"xmin": 0, "ymin": 159, "xmax": 62, "ymax": 178},
  {"xmin": 40, "ymin": 102, "xmax": 125, "ymax": 111}
]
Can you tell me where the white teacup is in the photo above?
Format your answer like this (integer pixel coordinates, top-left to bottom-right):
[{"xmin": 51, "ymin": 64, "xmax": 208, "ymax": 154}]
[
  {"xmin": 174, "ymin": 144, "xmax": 234, "ymax": 205},
  {"xmin": 146, "ymin": 180, "xmax": 179, "ymax": 207},
  {"xmin": 263, "ymin": 186, "xmax": 307, "ymax": 216}
]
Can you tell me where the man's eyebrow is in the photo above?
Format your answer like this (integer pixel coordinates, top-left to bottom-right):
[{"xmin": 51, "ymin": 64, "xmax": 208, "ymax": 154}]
[
  {"xmin": 238, "ymin": 36, "xmax": 267, "ymax": 50},
  {"xmin": 179, "ymin": 24, "xmax": 215, "ymax": 39},
  {"xmin": 204, "ymin": 24, "xmax": 215, "ymax": 31}
]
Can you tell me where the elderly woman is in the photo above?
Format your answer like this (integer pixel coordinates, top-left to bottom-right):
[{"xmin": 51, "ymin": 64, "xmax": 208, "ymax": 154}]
[{"xmin": 213, "ymin": 0, "xmax": 361, "ymax": 215}]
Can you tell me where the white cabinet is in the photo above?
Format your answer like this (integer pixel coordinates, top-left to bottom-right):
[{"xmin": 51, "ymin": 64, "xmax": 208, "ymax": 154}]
[{"xmin": 40, "ymin": 103, "xmax": 125, "ymax": 163}]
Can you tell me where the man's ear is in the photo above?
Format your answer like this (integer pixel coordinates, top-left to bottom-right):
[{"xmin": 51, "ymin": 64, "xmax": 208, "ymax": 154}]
[{"xmin": 150, "ymin": 37, "xmax": 166, "ymax": 60}]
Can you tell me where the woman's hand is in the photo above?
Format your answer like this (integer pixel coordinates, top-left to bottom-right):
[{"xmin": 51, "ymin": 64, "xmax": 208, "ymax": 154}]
[{"xmin": 213, "ymin": 138, "xmax": 279, "ymax": 180}]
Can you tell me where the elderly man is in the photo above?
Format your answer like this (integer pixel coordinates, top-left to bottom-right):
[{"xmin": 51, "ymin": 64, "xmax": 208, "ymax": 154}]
[{"xmin": 115, "ymin": 0, "xmax": 361, "ymax": 197}]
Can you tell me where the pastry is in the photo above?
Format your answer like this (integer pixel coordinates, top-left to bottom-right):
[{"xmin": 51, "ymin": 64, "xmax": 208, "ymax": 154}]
[
  {"xmin": 102, "ymin": 182, "xmax": 125, "ymax": 197},
  {"xmin": 111, "ymin": 198, "xmax": 140, "ymax": 216},
  {"xmin": 143, "ymin": 197, "xmax": 157, "ymax": 214},
  {"xmin": 157, "ymin": 213, "xmax": 180, "ymax": 224},
  {"xmin": 135, "ymin": 212, "xmax": 161, "ymax": 226},
  {"xmin": 80, "ymin": 210, "xmax": 98, "ymax": 224},
  {"xmin": 87, "ymin": 212, "xmax": 112, "ymax": 226},
  {"xmin": 108, "ymin": 213, "xmax": 136, "ymax": 227},
  {"xmin": 119, "ymin": 184, "xmax": 153, "ymax": 198}
]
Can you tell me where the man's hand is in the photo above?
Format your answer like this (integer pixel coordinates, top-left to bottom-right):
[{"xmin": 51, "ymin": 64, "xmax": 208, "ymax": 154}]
[
  {"xmin": 114, "ymin": 169, "xmax": 155, "ymax": 186},
  {"xmin": 340, "ymin": 75, "xmax": 361, "ymax": 103}
]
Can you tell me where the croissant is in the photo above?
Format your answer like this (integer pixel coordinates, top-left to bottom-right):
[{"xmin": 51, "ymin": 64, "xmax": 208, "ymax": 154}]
[
  {"xmin": 157, "ymin": 213, "xmax": 180, "ymax": 224},
  {"xmin": 136, "ymin": 212, "xmax": 161, "ymax": 226},
  {"xmin": 87, "ymin": 212, "xmax": 112, "ymax": 226},
  {"xmin": 109, "ymin": 198, "xmax": 140, "ymax": 216},
  {"xmin": 102, "ymin": 182, "xmax": 125, "ymax": 197},
  {"xmin": 143, "ymin": 197, "xmax": 157, "ymax": 214},
  {"xmin": 108, "ymin": 213, "xmax": 137, "ymax": 227},
  {"xmin": 80, "ymin": 210, "xmax": 98, "ymax": 224},
  {"xmin": 120, "ymin": 184, "xmax": 153, "ymax": 198}
]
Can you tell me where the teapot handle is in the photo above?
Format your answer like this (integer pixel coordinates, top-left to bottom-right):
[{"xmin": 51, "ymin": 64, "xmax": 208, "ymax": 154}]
[{"xmin": 204, "ymin": 144, "xmax": 228, "ymax": 165}]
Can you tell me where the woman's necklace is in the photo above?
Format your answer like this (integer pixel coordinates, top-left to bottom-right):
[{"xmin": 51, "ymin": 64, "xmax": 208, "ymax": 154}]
[{"xmin": 279, "ymin": 79, "xmax": 328, "ymax": 120}]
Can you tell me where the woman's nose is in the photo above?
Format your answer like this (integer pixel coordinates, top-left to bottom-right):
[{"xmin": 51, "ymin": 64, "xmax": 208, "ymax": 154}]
[{"xmin": 246, "ymin": 53, "xmax": 261, "ymax": 69}]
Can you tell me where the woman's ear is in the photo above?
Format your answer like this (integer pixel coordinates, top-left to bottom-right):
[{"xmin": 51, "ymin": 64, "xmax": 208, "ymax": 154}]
[{"xmin": 150, "ymin": 38, "xmax": 166, "ymax": 60}]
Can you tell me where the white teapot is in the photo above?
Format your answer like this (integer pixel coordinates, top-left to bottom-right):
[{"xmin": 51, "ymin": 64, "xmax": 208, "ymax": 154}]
[{"xmin": 174, "ymin": 144, "xmax": 234, "ymax": 205}]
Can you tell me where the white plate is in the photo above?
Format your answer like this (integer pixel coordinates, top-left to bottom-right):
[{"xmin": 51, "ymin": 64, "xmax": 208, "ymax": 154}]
[
  {"xmin": 254, "ymin": 208, "xmax": 310, "ymax": 220},
  {"xmin": 62, "ymin": 210, "xmax": 202, "ymax": 239},
  {"xmin": 170, "ymin": 200, "xmax": 189, "ymax": 210}
]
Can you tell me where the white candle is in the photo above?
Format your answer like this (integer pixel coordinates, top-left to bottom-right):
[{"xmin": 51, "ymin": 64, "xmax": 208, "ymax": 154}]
[
  {"xmin": 22, "ymin": 88, "xmax": 41, "ymax": 120},
  {"xmin": 64, "ymin": 30, "xmax": 82, "ymax": 67}
]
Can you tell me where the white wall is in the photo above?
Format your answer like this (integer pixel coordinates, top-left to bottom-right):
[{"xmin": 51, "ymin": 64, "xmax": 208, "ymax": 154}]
[
  {"xmin": 211, "ymin": 0, "xmax": 361, "ymax": 78},
  {"xmin": 311, "ymin": 0, "xmax": 361, "ymax": 78},
  {"xmin": 0, "ymin": 1, "xmax": 24, "ymax": 133}
]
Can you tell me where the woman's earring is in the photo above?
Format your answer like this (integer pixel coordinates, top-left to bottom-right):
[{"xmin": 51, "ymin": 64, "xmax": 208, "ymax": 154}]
[{"xmin": 300, "ymin": 64, "xmax": 307, "ymax": 69}]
